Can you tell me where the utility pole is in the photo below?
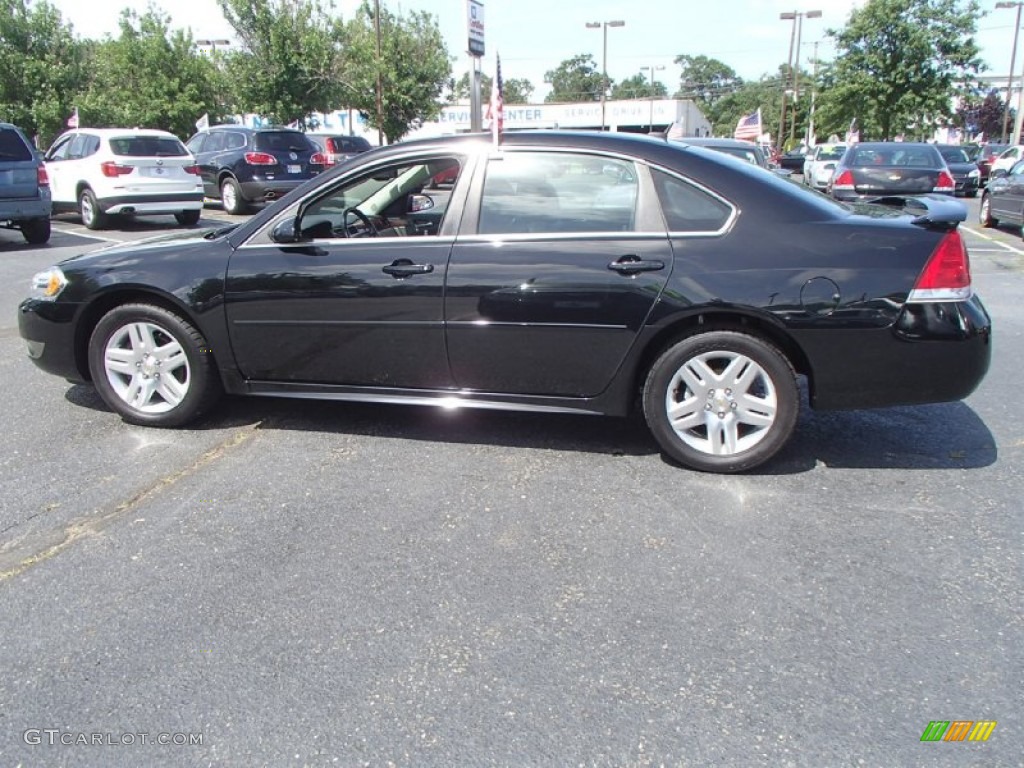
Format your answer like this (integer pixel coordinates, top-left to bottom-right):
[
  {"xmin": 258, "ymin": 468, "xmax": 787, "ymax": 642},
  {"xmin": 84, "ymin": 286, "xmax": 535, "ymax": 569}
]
[
  {"xmin": 996, "ymin": 2, "xmax": 1023, "ymax": 143},
  {"xmin": 374, "ymin": 0, "xmax": 383, "ymax": 145},
  {"xmin": 778, "ymin": 13, "xmax": 798, "ymax": 152}
]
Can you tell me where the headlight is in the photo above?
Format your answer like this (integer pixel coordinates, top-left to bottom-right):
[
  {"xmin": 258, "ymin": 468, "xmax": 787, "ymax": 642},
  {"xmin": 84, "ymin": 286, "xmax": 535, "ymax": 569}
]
[
  {"xmin": 968, "ymin": 169, "xmax": 980, "ymax": 178},
  {"xmin": 30, "ymin": 267, "xmax": 68, "ymax": 300}
]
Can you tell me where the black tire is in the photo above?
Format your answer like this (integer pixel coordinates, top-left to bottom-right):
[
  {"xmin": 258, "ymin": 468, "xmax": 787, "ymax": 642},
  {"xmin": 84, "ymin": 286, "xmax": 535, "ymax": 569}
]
[
  {"xmin": 979, "ymin": 194, "xmax": 997, "ymax": 228},
  {"xmin": 87, "ymin": 303, "xmax": 222, "ymax": 427},
  {"xmin": 220, "ymin": 177, "xmax": 248, "ymax": 215},
  {"xmin": 79, "ymin": 188, "xmax": 107, "ymax": 230},
  {"xmin": 642, "ymin": 330, "xmax": 799, "ymax": 473},
  {"xmin": 21, "ymin": 217, "xmax": 51, "ymax": 244},
  {"xmin": 966, "ymin": 190, "xmax": 977, "ymax": 199},
  {"xmin": 175, "ymin": 209, "xmax": 202, "ymax": 226}
]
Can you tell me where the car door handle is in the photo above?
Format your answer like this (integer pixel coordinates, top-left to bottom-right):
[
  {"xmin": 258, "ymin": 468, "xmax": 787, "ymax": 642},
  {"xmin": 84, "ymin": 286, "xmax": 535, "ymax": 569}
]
[
  {"xmin": 383, "ymin": 260, "xmax": 434, "ymax": 277},
  {"xmin": 608, "ymin": 256, "xmax": 665, "ymax": 275}
]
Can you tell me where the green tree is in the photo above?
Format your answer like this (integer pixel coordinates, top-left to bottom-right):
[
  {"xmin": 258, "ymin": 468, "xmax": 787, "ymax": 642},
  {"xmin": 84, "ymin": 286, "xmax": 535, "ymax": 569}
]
[
  {"xmin": 673, "ymin": 55, "xmax": 742, "ymax": 107},
  {"xmin": 218, "ymin": 0, "xmax": 348, "ymax": 124},
  {"xmin": 0, "ymin": 0, "xmax": 87, "ymax": 145},
  {"xmin": 341, "ymin": 2, "xmax": 451, "ymax": 143},
  {"xmin": 705, "ymin": 74, "xmax": 785, "ymax": 140},
  {"xmin": 544, "ymin": 54, "xmax": 603, "ymax": 103},
  {"xmin": 76, "ymin": 8, "xmax": 226, "ymax": 139},
  {"xmin": 611, "ymin": 73, "xmax": 668, "ymax": 100},
  {"xmin": 817, "ymin": 0, "xmax": 982, "ymax": 140},
  {"xmin": 451, "ymin": 71, "xmax": 534, "ymax": 104}
]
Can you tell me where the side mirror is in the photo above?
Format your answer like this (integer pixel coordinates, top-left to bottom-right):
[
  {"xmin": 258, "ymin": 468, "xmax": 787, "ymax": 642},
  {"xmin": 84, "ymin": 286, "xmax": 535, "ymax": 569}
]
[
  {"xmin": 408, "ymin": 194, "xmax": 434, "ymax": 213},
  {"xmin": 992, "ymin": 168, "xmax": 1009, "ymax": 180},
  {"xmin": 270, "ymin": 217, "xmax": 301, "ymax": 243}
]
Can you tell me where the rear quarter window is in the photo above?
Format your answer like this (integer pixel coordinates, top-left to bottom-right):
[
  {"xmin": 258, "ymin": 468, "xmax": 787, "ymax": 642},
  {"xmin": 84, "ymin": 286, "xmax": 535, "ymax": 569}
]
[
  {"xmin": 651, "ymin": 169, "xmax": 733, "ymax": 233},
  {"xmin": 0, "ymin": 128, "xmax": 33, "ymax": 161},
  {"xmin": 110, "ymin": 137, "xmax": 188, "ymax": 157}
]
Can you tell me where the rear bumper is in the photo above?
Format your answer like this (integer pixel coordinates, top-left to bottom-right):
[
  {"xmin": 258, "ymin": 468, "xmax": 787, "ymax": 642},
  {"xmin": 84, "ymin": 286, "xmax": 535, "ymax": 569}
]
[
  {"xmin": 100, "ymin": 192, "xmax": 203, "ymax": 215},
  {"xmin": 0, "ymin": 195, "xmax": 52, "ymax": 222},
  {"xmin": 239, "ymin": 179, "xmax": 308, "ymax": 202},
  {"xmin": 797, "ymin": 295, "xmax": 992, "ymax": 410}
]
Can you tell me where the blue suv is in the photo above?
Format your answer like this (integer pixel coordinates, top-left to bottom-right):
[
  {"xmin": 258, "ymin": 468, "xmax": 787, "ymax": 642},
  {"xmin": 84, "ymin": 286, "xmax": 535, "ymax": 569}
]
[
  {"xmin": 0, "ymin": 123, "xmax": 51, "ymax": 243},
  {"xmin": 185, "ymin": 125, "xmax": 325, "ymax": 214}
]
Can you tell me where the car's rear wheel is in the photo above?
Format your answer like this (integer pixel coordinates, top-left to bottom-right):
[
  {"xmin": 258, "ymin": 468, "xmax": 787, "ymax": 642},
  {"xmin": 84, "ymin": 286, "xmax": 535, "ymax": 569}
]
[
  {"xmin": 642, "ymin": 331, "xmax": 799, "ymax": 473},
  {"xmin": 979, "ymin": 194, "xmax": 997, "ymax": 227},
  {"xmin": 79, "ymin": 188, "xmax": 107, "ymax": 230},
  {"xmin": 220, "ymin": 178, "xmax": 247, "ymax": 215},
  {"xmin": 21, "ymin": 217, "xmax": 51, "ymax": 244},
  {"xmin": 175, "ymin": 209, "xmax": 201, "ymax": 226},
  {"xmin": 87, "ymin": 303, "xmax": 222, "ymax": 427}
]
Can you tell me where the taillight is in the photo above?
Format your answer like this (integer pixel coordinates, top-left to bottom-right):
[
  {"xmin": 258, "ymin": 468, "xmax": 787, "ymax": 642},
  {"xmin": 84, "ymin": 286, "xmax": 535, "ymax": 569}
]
[
  {"xmin": 907, "ymin": 229, "xmax": 972, "ymax": 302},
  {"xmin": 101, "ymin": 161, "xmax": 133, "ymax": 177},
  {"xmin": 832, "ymin": 169, "xmax": 855, "ymax": 189},
  {"xmin": 310, "ymin": 152, "xmax": 328, "ymax": 166},
  {"xmin": 37, "ymin": 165, "xmax": 49, "ymax": 186},
  {"xmin": 244, "ymin": 152, "xmax": 277, "ymax": 166},
  {"xmin": 325, "ymin": 138, "xmax": 338, "ymax": 153},
  {"xmin": 183, "ymin": 165, "xmax": 201, "ymax": 175},
  {"xmin": 934, "ymin": 170, "xmax": 955, "ymax": 192}
]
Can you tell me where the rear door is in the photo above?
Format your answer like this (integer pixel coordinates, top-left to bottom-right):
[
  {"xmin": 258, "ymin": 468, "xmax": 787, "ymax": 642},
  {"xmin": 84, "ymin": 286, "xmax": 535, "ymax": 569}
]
[
  {"xmin": 0, "ymin": 126, "xmax": 39, "ymax": 201},
  {"xmin": 444, "ymin": 149, "xmax": 673, "ymax": 397},
  {"xmin": 992, "ymin": 159, "xmax": 1024, "ymax": 223}
]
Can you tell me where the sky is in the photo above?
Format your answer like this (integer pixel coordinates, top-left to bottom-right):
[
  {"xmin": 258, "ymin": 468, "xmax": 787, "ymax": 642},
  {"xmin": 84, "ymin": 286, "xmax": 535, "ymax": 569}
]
[{"xmin": 47, "ymin": 0, "xmax": 1019, "ymax": 102}]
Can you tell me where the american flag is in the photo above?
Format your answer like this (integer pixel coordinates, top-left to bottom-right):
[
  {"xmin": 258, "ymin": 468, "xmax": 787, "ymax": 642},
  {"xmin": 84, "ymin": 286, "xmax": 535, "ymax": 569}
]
[
  {"xmin": 733, "ymin": 108, "xmax": 761, "ymax": 140},
  {"xmin": 489, "ymin": 52, "xmax": 504, "ymax": 145}
]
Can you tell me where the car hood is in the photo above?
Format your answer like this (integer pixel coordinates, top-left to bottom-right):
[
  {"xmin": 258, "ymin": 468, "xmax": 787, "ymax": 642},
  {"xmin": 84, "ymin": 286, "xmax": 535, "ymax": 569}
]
[{"xmin": 60, "ymin": 225, "xmax": 236, "ymax": 267}]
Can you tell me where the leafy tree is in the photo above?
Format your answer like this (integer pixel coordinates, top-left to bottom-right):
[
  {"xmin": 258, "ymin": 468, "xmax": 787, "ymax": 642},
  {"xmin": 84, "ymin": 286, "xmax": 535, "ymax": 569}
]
[
  {"xmin": 218, "ymin": 0, "xmax": 348, "ymax": 124},
  {"xmin": 673, "ymin": 55, "xmax": 742, "ymax": 107},
  {"xmin": 611, "ymin": 73, "xmax": 668, "ymax": 100},
  {"xmin": 76, "ymin": 8, "xmax": 226, "ymax": 139},
  {"xmin": 707, "ymin": 75, "xmax": 785, "ymax": 140},
  {"xmin": 340, "ymin": 2, "xmax": 451, "ymax": 143},
  {"xmin": 955, "ymin": 90, "xmax": 1012, "ymax": 140},
  {"xmin": 544, "ymin": 54, "xmax": 604, "ymax": 103},
  {"xmin": 450, "ymin": 71, "xmax": 534, "ymax": 104},
  {"xmin": 817, "ymin": 0, "xmax": 982, "ymax": 140},
  {"xmin": 0, "ymin": 0, "xmax": 87, "ymax": 145}
]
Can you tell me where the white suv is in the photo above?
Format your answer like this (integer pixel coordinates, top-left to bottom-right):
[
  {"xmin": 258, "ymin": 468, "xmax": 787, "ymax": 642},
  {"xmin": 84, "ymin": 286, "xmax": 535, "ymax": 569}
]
[{"xmin": 43, "ymin": 128, "xmax": 203, "ymax": 229}]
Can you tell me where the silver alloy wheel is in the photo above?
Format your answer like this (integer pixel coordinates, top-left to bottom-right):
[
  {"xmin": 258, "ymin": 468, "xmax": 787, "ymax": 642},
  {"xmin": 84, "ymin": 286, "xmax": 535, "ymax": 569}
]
[
  {"xmin": 221, "ymin": 180, "xmax": 238, "ymax": 212},
  {"xmin": 980, "ymin": 196, "xmax": 990, "ymax": 225},
  {"xmin": 664, "ymin": 350, "xmax": 777, "ymax": 456},
  {"xmin": 103, "ymin": 321, "xmax": 191, "ymax": 414}
]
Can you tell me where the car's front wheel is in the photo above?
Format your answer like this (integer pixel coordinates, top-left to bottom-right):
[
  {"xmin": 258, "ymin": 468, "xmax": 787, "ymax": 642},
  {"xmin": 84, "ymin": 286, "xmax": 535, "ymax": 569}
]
[
  {"xmin": 979, "ymin": 194, "xmax": 997, "ymax": 228},
  {"xmin": 220, "ymin": 177, "xmax": 247, "ymax": 215},
  {"xmin": 642, "ymin": 331, "xmax": 799, "ymax": 473},
  {"xmin": 79, "ymin": 188, "xmax": 107, "ymax": 230},
  {"xmin": 175, "ymin": 209, "xmax": 201, "ymax": 226},
  {"xmin": 87, "ymin": 303, "xmax": 222, "ymax": 427},
  {"xmin": 21, "ymin": 217, "xmax": 51, "ymax": 244}
]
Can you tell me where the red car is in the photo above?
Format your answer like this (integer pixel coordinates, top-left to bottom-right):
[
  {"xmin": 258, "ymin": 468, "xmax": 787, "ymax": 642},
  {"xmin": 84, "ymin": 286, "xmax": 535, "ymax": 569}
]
[{"xmin": 975, "ymin": 142, "xmax": 1009, "ymax": 186}]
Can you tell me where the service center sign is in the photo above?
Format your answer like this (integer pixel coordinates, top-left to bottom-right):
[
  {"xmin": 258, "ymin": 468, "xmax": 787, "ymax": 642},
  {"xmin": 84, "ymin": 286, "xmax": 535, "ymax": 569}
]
[{"xmin": 467, "ymin": 0, "xmax": 485, "ymax": 57}]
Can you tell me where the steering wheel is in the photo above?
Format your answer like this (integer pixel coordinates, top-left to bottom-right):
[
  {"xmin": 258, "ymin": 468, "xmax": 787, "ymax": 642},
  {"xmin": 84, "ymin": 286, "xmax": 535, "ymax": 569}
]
[{"xmin": 341, "ymin": 207, "xmax": 378, "ymax": 238}]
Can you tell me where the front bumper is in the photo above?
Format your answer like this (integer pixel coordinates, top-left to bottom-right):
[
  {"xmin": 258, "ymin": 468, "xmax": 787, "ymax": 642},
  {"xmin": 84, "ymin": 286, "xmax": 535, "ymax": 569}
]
[{"xmin": 18, "ymin": 298, "xmax": 87, "ymax": 382}]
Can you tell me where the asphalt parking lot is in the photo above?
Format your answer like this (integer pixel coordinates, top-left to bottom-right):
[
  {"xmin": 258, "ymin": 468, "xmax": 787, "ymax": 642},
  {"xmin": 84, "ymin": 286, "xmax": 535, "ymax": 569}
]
[{"xmin": 0, "ymin": 198, "xmax": 1021, "ymax": 766}]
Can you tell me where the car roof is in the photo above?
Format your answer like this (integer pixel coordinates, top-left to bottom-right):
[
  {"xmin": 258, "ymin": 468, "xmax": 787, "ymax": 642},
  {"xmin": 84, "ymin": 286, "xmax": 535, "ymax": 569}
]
[
  {"xmin": 63, "ymin": 127, "xmax": 179, "ymax": 137},
  {"xmin": 206, "ymin": 125, "xmax": 303, "ymax": 133},
  {"xmin": 676, "ymin": 137, "xmax": 761, "ymax": 149}
]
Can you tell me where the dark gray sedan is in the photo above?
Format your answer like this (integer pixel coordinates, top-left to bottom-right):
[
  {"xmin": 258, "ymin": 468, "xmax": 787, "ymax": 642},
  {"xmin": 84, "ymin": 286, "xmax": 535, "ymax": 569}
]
[{"xmin": 828, "ymin": 142, "xmax": 956, "ymax": 202}]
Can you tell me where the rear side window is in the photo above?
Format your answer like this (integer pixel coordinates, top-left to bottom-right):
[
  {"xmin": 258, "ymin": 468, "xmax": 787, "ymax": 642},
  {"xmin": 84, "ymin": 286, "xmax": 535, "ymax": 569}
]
[
  {"xmin": 339, "ymin": 136, "xmax": 371, "ymax": 153},
  {"xmin": 0, "ymin": 127, "xmax": 33, "ymax": 161},
  {"xmin": 651, "ymin": 169, "xmax": 733, "ymax": 233},
  {"xmin": 109, "ymin": 137, "xmax": 188, "ymax": 157},
  {"xmin": 254, "ymin": 131, "xmax": 313, "ymax": 153}
]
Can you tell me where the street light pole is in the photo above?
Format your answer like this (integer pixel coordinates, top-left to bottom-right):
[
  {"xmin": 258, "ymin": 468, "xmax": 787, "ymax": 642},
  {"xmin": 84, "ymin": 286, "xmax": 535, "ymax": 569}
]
[
  {"xmin": 586, "ymin": 20, "xmax": 625, "ymax": 131},
  {"xmin": 643, "ymin": 65, "xmax": 665, "ymax": 133},
  {"xmin": 996, "ymin": 1, "xmax": 1023, "ymax": 144}
]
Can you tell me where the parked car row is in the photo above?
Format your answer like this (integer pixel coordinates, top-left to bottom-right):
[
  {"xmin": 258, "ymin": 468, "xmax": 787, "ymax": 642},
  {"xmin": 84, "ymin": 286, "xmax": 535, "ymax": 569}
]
[{"xmin": 0, "ymin": 121, "xmax": 377, "ymax": 240}]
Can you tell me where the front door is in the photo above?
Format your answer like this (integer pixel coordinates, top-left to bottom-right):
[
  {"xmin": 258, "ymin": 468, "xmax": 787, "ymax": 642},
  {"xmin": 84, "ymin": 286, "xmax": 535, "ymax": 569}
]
[{"xmin": 225, "ymin": 152, "xmax": 469, "ymax": 389}]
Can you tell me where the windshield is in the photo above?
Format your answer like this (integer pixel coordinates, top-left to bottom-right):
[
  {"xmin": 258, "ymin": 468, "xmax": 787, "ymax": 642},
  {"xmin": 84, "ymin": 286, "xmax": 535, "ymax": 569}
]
[{"xmin": 939, "ymin": 148, "xmax": 970, "ymax": 163}]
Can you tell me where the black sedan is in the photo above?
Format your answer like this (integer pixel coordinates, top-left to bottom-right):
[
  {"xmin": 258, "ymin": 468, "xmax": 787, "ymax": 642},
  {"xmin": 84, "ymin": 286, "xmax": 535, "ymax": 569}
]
[
  {"xmin": 936, "ymin": 144, "xmax": 981, "ymax": 197},
  {"xmin": 18, "ymin": 131, "xmax": 991, "ymax": 473},
  {"xmin": 828, "ymin": 142, "xmax": 956, "ymax": 202},
  {"xmin": 980, "ymin": 158, "xmax": 1024, "ymax": 238}
]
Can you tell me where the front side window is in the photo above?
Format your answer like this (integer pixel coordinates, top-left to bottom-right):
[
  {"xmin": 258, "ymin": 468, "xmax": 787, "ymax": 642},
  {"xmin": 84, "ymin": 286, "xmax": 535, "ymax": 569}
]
[
  {"xmin": 297, "ymin": 156, "xmax": 463, "ymax": 239},
  {"xmin": 478, "ymin": 151, "xmax": 638, "ymax": 235}
]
